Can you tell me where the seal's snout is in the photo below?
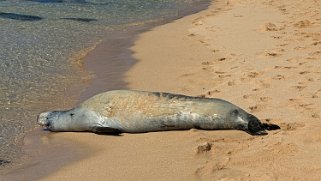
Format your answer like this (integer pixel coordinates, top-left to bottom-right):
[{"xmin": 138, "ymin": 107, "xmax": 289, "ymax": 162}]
[{"xmin": 37, "ymin": 112, "xmax": 51, "ymax": 128}]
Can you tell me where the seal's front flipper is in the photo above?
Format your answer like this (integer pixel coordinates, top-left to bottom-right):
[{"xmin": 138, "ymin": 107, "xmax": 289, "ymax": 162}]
[{"xmin": 92, "ymin": 126, "xmax": 122, "ymax": 135}]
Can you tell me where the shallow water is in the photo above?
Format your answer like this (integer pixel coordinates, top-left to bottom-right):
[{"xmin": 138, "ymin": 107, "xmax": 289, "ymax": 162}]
[{"xmin": 0, "ymin": 0, "xmax": 209, "ymax": 169}]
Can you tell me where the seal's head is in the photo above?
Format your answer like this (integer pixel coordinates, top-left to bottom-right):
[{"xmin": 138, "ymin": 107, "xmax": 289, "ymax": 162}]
[
  {"xmin": 37, "ymin": 111, "xmax": 70, "ymax": 131},
  {"xmin": 37, "ymin": 108, "xmax": 91, "ymax": 132},
  {"xmin": 37, "ymin": 108, "xmax": 122, "ymax": 134}
]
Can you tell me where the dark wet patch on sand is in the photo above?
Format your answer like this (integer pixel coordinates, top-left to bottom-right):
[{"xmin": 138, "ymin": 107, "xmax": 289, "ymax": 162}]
[
  {"xmin": 0, "ymin": 12, "xmax": 42, "ymax": 21},
  {"xmin": 61, "ymin": 17, "xmax": 97, "ymax": 23}
]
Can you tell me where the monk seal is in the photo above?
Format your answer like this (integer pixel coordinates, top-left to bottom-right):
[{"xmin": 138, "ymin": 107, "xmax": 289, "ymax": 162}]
[{"xmin": 37, "ymin": 90, "xmax": 280, "ymax": 135}]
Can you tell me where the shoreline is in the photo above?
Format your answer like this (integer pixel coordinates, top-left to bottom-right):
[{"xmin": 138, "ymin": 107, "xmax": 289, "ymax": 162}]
[
  {"xmin": 78, "ymin": 1, "xmax": 211, "ymax": 101},
  {"xmin": 40, "ymin": 1, "xmax": 232, "ymax": 180},
  {"xmin": 0, "ymin": 1, "xmax": 212, "ymax": 180},
  {"xmin": 4, "ymin": 0, "xmax": 321, "ymax": 179}
]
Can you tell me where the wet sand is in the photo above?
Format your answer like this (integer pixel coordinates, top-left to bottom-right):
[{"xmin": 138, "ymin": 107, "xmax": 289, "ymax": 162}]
[{"xmin": 16, "ymin": 0, "xmax": 321, "ymax": 180}]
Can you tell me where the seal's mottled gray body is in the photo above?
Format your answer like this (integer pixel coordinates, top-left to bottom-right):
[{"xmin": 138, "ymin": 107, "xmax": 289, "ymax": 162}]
[{"xmin": 37, "ymin": 90, "xmax": 279, "ymax": 135}]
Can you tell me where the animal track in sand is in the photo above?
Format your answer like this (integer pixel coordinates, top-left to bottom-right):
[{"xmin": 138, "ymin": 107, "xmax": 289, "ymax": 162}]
[
  {"xmin": 248, "ymin": 104, "xmax": 264, "ymax": 112},
  {"xmin": 280, "ymin": 122, "xmax": 305, "ymax": 131},
  {"xmin": 219, "ymin": 74, "xmax": 231, "ymax": 78},
  {"xmin": 214, "ymin": 71, "xmax": 226, "ymax": 74},
  {"xmin": 206, "ymin": 90, "xmax": 221, "ymax": 96},
  {"xmin": 262, "ymin": 48, "xmax": 285, "ymax": 57},
  {"xmin": 180, "ymin": 73, "xmax": 194, "ymax": 77},
  {"xmin": 299, "ymin": 71, "xmax": 309, "ymax": 75},
  {"xmin": 312, "ymin": 89, "xmax": 321, "ymax": 98},
  {"xmin": 242, "ymin": 94, "xmax": 252, "ymax": 99},
  {"xmin": 309, "ymin": 51, "xmax": 321, "ymax": 56},
  {"xmin": 272, "ymin": 74, "xmax": 285, "ymax": 80},
  {"xmin": 259, "ymin": 80, "xmax": 271, "ymax": 88},
  {"xmin": 293, "ymin": 85, "xmax": 307, "ymax": 91},
  {"xmin": 294, "ymin": 20, "xmax": 312, "ymax": 28},
  {"xmin": 264, "ymin": 142, "xmax": 298, "ymax": 155},
  {"xmin": 202, "ymin": 66, "xmax": 214, "ymax": 72},
  {"xmin": 260, "ymin": 97, "xmax": 271, "ymax": 102},
  {"xmin": 215, "ymin": 57, "xmax": 227, "ymax": 62},
  {"xmin": 265, "ymin": 52, "xmax": 281, "ymax": 57},
  {"xmin": 272, "ymin": 35, "xmax": 283, "ymax": 39},
  {"xmin": 274, "ymin": 65, "xmax": 297, "ymax": 69},
  {"xmin": 227, "ymin": 80, "xmax": 236, "ymax": 86},
  {"xmin": 278, "ymin": 43, "xmax": 288, "ymax": 47},
  {"xmin": 201, "ymin": 61, "xmax": 213, "ymax": 66},
  {"xmin": 311, "ymin": 113, "xmax": 320, "ymax": 119},
  {"xmin": 259, "ymin": 22, "xmax": 279, "ymax": 31},
  {"xmin": 197, "ymin": 137, "xmax": 239, "ymax": 144},
  {"xmin": 196, "ymin": 142, "xmax": 212, "ymax": 154},
  {"xmin": 311, "ymin": 41, "xmax": 321, "ymax": 46},
  {"xmin": 247, "ymin": 71, "xmax": 260, "ymax": 78},
  {"xmin": 212, "ymin": 49, "xmax": 219, "ymax": 53}
]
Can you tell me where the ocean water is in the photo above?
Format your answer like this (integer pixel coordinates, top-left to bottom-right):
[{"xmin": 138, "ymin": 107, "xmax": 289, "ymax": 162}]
[{"xmin": 0, "ymin": 0, "xmax": 208, "ymax": 168}]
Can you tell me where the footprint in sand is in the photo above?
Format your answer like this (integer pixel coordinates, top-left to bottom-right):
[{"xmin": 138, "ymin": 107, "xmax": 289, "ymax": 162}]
[
  {"xmin": 294, "ymin": 20, "xmax": 312, "ymax": 28},
  {"xmin": 201, "ymin": 61, "xmax": 213, "ymax": 66},
  {"xmin": 299, "ymin": 71, "xmax": 309, "ymax": 75},
  {"xmin": 202, "ymin": 66, "xmax": 214, "ymax": 72},
  {"xmin": 309, "ymin": 51, "xmax": 321, "ymax": 56},
  {"xmin": 266, "ymin": 52, "xmax": 281, "ymax": 57},
  {"xmin": 206, "ymin": 90, "xmax": 221, "ymax": 96},
  {"xmin": 296, "ymin": 103, "xmax": 314, "ymax": 111},
  {"xmin": 259, "ymin": 22, "xmax": 279, "ymax": 32},
  {"xmin": 215, "ymin": 57, "xmax": 227, "ymax": 62},
  {"xmin": 311, "ymin": 41, "xmax": 321, "ymax": 46},
  {"xmin": 196, "ymin": 142, "xmax": 212, "ymax": 154},
  {"xmin": 272, "ymin": 74, "xmax": 285, "ymax": 80},
  {"xmin": 307, "ymin": 78, "xmax": 314, "ymax": 82},
  {"xmin": 311, "ymin": 113, "xmax": 320, "ymax": 119},
  {"xmin": 242, "ymin": 94, "xmax": 252, "ymax": 99},
  {"xmin": 247, "ymin": 71, "xmax": 260, "ymax": 78},
  {"xmin": 312, "ymin": 89, "xmax": 321, "ymax": 98},
  {"xmin": 259, "ymin": 80, "xmax": 271, "ymax": 88},
  {"xmin": 272, "ymin": 35, "xmax": 283, "ymax": 39},
  {"xmin": 274, "ymin": 65, "xmax": 296, "ymax": 69},
  {"xmin": 227, "ymin": 80, "xmax": 236, "ymax": 86},
  {"xmin": 219, "ymin": 74, "xmax": 231, "ymax": 78},
  {"xmin": 265, "ymin": 48, "xmax": 285, "ymax": 57},
  {"xmin": 293, "ymin": 85, "xmax": 307, "ymax": 91},
  {"xmin": 248, "ymin": 104, "xmax": 264, "ymax": 112},
  {"xmin": 280, "ymin": 122, "xmax": 305, "ymax": 131},
  {"xmin": 278, "ymin": 43, "xmax": 288, "ymax": 47},
  {"xmin": 260, "ymin": 97, "xmax": 271, "ymax": 102}
]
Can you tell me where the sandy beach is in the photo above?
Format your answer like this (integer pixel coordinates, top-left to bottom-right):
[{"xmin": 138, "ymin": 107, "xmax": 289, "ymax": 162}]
[{"xmin": 34, "ymin": 0, "xmax": 321, "ymax": 180}]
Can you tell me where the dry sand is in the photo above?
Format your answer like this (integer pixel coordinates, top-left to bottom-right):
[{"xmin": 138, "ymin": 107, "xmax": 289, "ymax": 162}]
[{"xmin": 41, "ymin": 0, "xmax": 321, "ymax": 180}]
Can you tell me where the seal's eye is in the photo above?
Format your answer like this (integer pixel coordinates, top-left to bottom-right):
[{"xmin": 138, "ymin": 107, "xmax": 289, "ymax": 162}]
[
  {"xmin": 231, "ymin": 109, "xmax": 239, "ymax": 116},
  {"xmin": 70, "ymin": 113, "xmax": 74, "ymax": 117}
]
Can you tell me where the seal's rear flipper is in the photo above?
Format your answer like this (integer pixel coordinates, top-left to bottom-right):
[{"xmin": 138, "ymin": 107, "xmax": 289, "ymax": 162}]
[
  {"xmin": 262, "ymin": 123, "xmax": 281, "ymax": 130},
  {"xmin": 247, "ymin": 115, "xmax": 281, "ymax": 135},
  {"xmin": 92, "ymin": 126, "xmax": 122, "ymax": 135}
]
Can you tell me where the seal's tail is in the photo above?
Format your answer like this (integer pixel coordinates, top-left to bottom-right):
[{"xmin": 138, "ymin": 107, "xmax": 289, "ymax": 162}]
[{"xmin": 261, "ymin": 123, "xmax": 281, "ymax": 130}]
